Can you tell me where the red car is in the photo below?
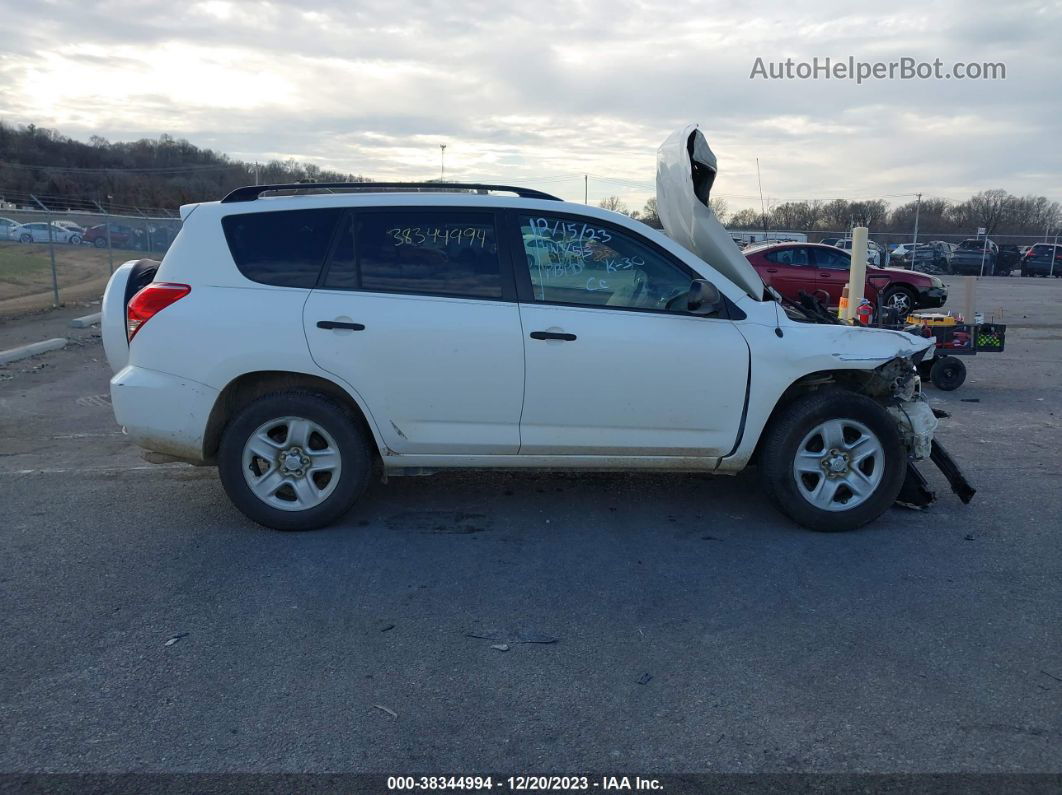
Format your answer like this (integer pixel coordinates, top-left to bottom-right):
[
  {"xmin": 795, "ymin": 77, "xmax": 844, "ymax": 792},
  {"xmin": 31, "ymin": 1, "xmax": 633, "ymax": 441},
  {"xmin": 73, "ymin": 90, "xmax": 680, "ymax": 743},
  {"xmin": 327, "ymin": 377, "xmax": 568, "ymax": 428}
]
[{"xmin": 744, "ymin": 242, "xmax": 948, "ymax": 316}]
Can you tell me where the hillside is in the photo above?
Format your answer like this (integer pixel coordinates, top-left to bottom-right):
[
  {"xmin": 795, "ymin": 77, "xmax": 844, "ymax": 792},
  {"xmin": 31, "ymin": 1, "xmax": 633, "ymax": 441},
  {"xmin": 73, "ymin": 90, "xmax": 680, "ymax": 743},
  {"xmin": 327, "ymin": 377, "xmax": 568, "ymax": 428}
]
[{"xmin": 0, "ymin": 122, "xmax": 369, "ymax": 213}]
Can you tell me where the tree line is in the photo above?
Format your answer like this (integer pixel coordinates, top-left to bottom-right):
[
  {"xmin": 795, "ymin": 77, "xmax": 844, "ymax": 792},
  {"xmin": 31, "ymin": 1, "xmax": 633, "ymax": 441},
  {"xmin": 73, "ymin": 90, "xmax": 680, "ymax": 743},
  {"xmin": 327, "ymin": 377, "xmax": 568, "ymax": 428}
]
[
  {"xmin": 601, "ymin": 190, "xmax": 1061, "ymax": 239},
  {"xmin": 0, "ymin": 122, "xmax": 369, "ymax": 212}
]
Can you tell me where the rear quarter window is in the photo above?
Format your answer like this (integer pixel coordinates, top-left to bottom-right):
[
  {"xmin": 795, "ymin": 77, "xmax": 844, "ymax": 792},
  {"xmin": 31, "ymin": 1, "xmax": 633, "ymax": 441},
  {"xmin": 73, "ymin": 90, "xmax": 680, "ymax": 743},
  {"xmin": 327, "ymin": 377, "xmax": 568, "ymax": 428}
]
[{"xmin": 222, "ymin": 208, "xmax": 343, "ymax": 287}]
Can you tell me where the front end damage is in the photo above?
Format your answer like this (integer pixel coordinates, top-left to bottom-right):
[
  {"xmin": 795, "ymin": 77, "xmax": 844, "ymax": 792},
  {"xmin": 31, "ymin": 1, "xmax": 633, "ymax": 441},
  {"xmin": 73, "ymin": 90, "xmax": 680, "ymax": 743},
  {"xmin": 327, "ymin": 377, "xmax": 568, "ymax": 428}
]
[{"xmin": 850, "ymin": 354, "xmax": 976, "ymax": 509}]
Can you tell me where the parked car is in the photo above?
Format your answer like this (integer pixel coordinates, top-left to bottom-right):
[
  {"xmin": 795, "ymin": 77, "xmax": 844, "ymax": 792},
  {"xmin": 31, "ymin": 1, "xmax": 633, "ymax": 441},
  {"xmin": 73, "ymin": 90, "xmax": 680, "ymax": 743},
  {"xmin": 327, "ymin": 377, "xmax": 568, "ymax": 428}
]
[
  {"xmin": 54, "ymin": 220, "xmax": 86, "ymax": 241},
  {"xmin": 891, "ymin": 241, "xmax": 951, "ymax": 272},
  {"xmin": 818, "ymin": 237, "xmax": 843, "ymax": 247},
  {"xmin": 949, "ymin": 238, "xmax": 997, "ymax": 275},
  {"xmin": 743, "ymin": 241, "xmax": 947, "ymax": 316},
  {"xmin": 12, "ymin": 221, "xmax": 81, "ymax": 244},
  {"xmin": 995, "ymin": 244, "xmax": 1021, "ymax": 276},
  {"xmin": 99, "ymin": 127, "xmax": 958, "ymax": 534},
  {"xmin": 84, "ymin": 222, "xmax": 137, "ymax": 248},
  {"xmin": 0, "ymin": 216, "xmax": 20, "ymax": 241},
  {"xmin": 1021, "ymin": 243, "xmax": 1062, "ymax": 277}
]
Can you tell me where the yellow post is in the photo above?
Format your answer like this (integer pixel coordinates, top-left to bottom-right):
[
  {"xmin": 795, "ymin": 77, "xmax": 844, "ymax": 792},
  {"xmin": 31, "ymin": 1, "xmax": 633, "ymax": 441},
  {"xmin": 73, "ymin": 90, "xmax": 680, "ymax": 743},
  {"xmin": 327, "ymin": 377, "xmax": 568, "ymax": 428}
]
[{"xmin": 843, "ymin": 226, "xmax": 869, "ymax": 323}]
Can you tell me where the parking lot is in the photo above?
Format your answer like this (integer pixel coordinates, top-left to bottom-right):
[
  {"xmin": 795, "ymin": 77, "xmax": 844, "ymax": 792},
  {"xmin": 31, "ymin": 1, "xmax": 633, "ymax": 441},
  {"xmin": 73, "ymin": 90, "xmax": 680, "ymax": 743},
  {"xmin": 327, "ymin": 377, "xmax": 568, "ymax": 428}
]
[{"xmin": 1, "ymin": 277, "xmax": 1059, "ymax": 774}]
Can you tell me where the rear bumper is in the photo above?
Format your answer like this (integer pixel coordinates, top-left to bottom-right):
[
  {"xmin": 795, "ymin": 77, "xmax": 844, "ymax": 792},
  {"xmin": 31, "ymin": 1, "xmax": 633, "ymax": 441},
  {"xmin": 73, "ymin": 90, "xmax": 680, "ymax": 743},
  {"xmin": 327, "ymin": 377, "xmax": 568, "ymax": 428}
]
[{"xmin": 110, "ymin": 365, "xmax": 218, "ymax": 463}]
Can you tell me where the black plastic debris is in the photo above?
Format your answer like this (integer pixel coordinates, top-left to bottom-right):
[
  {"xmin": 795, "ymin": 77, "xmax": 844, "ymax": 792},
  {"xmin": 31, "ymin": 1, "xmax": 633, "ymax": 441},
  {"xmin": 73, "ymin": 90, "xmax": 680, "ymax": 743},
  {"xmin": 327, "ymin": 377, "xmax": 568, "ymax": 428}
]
[{"xmin": 466, "ymin": 628, "xmax": 558, "ymax": 645}]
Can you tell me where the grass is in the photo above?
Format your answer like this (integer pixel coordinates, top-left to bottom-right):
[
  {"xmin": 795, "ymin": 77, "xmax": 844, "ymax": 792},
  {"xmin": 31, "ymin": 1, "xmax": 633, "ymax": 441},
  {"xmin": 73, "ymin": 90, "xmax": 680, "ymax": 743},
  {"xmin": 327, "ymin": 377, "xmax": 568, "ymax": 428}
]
[{"xmin": 0, "ymin": 241, "xmax": 144, "ymax": 297}]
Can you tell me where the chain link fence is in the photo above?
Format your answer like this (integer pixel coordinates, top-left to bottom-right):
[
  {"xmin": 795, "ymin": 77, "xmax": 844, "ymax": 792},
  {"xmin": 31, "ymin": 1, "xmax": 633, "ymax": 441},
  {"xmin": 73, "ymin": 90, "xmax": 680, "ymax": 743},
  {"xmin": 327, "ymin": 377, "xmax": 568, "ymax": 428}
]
[{"xmin": 0, "ymin": 206, "xmax": 181, "ymax": 316}]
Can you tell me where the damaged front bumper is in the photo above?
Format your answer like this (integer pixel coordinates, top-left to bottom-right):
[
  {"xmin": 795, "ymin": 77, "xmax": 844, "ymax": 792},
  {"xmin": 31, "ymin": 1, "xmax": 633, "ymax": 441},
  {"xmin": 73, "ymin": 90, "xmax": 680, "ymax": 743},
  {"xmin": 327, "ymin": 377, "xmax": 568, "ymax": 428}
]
[{"xmin": 881, "ymin": 364, "xmax": 977, "ymax": 509}]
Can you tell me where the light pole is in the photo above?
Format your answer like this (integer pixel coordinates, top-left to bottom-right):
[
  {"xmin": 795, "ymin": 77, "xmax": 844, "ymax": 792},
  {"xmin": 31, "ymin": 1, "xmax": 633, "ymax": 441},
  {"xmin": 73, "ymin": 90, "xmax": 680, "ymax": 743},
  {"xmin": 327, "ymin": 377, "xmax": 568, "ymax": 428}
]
[{"xmin": 440, "ymin": 145, "xmax": 446, "ymax": 180}]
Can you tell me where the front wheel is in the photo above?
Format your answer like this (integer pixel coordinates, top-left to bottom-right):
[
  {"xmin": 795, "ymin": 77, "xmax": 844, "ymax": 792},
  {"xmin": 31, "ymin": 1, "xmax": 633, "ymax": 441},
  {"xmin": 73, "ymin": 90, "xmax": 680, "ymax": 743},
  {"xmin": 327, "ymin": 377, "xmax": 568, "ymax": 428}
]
[
  {"xmin": 218, "ymin": 391, "xmax": 373, "ymax": 530},
  {"xmin": 93, "ymin": 237, "xmax": 107, "ymax": 248},
  {"xmin": 19, "ymin": 233, "xmax": 31, "ymax": 243},
  {"xmin": 759, "ymin": 389, "xmax": 906, "ymax": 532},
  {"xmin": 882, "ymin": 286, "xmax": 917, "ymax": 317}
]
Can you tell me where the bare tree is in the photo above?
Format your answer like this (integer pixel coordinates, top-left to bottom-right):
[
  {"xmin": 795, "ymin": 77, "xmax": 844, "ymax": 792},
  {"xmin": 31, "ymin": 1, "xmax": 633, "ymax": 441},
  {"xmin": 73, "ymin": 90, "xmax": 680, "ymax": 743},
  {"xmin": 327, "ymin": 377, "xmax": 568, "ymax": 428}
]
[{"xmin": 598, "ymin": 195, "xmax": 629, "ymax": 215}]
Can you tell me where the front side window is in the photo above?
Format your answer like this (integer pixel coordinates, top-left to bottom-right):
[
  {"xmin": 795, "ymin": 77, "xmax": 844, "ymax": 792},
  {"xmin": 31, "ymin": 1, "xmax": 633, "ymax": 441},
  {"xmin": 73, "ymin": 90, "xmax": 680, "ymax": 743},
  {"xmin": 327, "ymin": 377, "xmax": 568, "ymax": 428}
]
[
  {"xmin": 222, "ymin": 208, "xmax": 342, "ymax": 288},
  {"xmin": 325, "ymin": 211, "xmax": 502, "ymax": 299},
  {"xmin": 518, "ymin": 214, "xmax": 691, "ymax": 310}
]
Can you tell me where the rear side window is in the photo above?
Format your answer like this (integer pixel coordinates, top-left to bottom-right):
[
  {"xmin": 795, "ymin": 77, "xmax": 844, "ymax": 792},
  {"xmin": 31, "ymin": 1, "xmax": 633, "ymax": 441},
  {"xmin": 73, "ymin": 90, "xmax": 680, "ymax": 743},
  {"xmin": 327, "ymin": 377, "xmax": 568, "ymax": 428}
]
[
  {"xmin": 324, "ymin": 210, "xmax": 502, "ymax": 299},
  {"xmin": 222, "ymin": 208, "xmax": 342, "ymax": 287}
]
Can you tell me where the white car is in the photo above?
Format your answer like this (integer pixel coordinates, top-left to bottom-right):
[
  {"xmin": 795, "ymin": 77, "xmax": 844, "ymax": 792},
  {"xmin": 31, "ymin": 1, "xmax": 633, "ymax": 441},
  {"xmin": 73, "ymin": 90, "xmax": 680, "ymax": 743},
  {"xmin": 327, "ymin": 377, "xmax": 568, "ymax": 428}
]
[
  {"xmin": 834, "ymin": 238, "xmax": 882, "ymax": 266},
  {"xmin": 0, "ymin": 216, "xmax": 21, "ymax": 241},
  {"xmin": 12, "ymin": 221, "xmax": 81, "ymax": 244},
  {"xmin": 101, "ymin": 125, "xmax": 971, "ymax": 533}
]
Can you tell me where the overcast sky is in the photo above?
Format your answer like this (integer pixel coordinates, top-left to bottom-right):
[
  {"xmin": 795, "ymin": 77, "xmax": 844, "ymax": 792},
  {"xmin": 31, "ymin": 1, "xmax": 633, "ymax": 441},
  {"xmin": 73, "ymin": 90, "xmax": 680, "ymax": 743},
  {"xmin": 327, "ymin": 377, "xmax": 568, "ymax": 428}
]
[{"xmin": 0, "ymin": 0, "xmax": 1059, "ymax": 213}]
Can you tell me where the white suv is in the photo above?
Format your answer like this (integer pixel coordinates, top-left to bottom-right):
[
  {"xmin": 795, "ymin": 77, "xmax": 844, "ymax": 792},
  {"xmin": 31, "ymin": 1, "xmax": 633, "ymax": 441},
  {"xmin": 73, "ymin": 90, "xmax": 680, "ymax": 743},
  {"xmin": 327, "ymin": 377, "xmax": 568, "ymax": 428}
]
[{"xmin": 101, "ymin": 126, "xmax": 971, "ymax": 532}]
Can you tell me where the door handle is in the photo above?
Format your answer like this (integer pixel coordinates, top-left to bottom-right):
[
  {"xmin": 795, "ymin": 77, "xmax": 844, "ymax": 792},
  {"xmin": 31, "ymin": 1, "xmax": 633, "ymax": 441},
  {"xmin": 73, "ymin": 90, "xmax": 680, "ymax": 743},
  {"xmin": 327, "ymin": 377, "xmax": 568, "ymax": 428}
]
[
  {"xmin": 530, "ymin": 331, "xmax": 576, "ymax": 341},
  {"xmin": 765, "ymin": 268, "xmax": 778, "ymax": 273},
  {"xmin": 819, "ymin": 273, "xmax": 832, "ymax": 277},
  {"xmin": 317, "ymin": 320, "xmax": 365, "ymax": 330}
]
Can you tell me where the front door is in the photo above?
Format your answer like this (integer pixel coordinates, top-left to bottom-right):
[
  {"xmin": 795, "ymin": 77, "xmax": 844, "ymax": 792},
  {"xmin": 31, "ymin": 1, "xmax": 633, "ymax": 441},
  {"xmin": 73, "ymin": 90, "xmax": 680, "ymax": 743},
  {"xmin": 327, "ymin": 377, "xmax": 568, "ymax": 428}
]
[
  {"xmin": 304, "ymin": 208, "xmax": 525, "ymax": 455},
  {"xmin": 512, "ymin": 212, "xmax": 750, "ymax": 457}
]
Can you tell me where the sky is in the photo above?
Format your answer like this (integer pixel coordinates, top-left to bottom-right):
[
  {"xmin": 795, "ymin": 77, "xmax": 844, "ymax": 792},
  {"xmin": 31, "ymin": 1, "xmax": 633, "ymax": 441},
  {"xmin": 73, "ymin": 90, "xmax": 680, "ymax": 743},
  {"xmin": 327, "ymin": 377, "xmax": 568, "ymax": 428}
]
[{"xmin": 0, "ymin": 0, "xmax": 1059, "ymax": 214}]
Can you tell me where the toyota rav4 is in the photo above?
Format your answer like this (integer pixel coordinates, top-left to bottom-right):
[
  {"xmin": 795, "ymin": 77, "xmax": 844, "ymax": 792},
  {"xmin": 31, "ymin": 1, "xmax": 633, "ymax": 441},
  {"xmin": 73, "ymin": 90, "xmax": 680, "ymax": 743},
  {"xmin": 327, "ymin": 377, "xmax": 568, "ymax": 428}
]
[{"xmin": 101, "ymin": 125, "xmax": 973, "ymax": 532}]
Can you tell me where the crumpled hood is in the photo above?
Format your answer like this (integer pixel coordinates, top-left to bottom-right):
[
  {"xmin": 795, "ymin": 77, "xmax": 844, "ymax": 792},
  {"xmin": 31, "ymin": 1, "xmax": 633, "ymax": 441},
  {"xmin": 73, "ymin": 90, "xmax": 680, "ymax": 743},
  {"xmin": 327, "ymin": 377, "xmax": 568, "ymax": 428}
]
[{"xmin": 656, "ymin": 124, "xmax": 765, "ymax": 300}]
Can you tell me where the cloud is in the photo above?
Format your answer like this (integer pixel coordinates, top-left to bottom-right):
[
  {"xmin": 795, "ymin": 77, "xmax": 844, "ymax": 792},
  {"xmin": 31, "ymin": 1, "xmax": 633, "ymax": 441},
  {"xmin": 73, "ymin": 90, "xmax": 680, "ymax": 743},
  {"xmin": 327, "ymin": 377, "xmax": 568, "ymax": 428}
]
[{"xmin": 0, "ymin": 0, "xmax": 1058, "ymax": 212}]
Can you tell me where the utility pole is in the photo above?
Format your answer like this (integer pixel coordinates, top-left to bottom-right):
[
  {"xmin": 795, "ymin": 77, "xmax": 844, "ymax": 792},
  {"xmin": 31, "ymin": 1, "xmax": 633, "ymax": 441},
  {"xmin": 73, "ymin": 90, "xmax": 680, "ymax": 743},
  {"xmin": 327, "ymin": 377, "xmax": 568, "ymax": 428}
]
[
  {"xmin": 584, "ymin": 174, "xmax": 588, "ymax": 205},
  {"xmin": 756, "ymin": 158, "xmax": 768, "ymax": 238},
  {"xmin": 440, "ymin": 144, "xmax": 446, "ymax": 180},
  {"xmin": 911, "ymin": 192, "xmax": 922, "ymax": 269},
  {"xmin": 254, "ymin": 161, "xmax": 260, "ymax": 185}
]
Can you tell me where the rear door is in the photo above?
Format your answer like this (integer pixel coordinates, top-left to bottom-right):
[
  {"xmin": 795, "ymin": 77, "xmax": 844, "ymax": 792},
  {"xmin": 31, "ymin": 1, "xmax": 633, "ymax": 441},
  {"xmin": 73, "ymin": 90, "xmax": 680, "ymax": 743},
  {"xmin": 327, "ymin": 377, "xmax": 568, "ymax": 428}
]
[
  {"xmin": 303, "ymin": 208, "xmax": 525, "ymax": 455},
  {"xmin": 511, "ymin": 211, "xmax": 749, "ymax": 457}
]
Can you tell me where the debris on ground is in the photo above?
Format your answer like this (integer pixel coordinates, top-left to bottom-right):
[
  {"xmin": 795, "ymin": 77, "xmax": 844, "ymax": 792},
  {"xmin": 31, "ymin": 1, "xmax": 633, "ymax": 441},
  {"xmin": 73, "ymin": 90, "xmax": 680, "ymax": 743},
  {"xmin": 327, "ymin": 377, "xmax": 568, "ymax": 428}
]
[
  {"xmin": 164, "ymin": 632, "xmax": 189, "ymax": 646},
  {"xmin": 373, "ymin": 704, "xmax": 398, "ymax": 719},
  {"xmin": 636, "ymin": 673, "xmax": 653, "ymax": 685},
  {"xmin": 380, "ymin": 623, "xmax": 395, "ymax": 632},
  {"xmin": 490, "ymin": 643, "xmax": 510, "ymax": 652},
  {"xmin": 960, "ymin": 398, "xmax": 981, "ymax": 403},
  {"xmin": 466, "ymin": 628, "xmax": 558, "ymax": 645},
  {"xmin": 964, "ymin": 534, "xmax": 975, "ymax": 541}
]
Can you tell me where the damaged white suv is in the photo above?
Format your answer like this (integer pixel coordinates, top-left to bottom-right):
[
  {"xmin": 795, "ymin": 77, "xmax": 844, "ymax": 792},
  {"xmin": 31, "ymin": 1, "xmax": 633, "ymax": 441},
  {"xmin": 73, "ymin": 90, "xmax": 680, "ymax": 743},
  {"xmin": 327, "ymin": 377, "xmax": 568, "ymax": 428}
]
[{"xmin": 101, "ymin": 125, "xmax": 973, "ymax": 532}]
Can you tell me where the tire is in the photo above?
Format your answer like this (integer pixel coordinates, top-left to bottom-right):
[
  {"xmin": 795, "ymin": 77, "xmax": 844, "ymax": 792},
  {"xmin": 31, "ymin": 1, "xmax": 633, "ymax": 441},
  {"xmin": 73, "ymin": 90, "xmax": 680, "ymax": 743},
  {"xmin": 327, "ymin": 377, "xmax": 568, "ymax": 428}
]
[
  {"xmin": 19, "ymin": 233, "xmax": 31, "ymax": 243},
  {"xmin": 217, "ymin": 391, "xmax": 373, "ymax": 530},
  {"xmin": 882, "ymin": 285, "xmax": 917, "ymax": 317},
  {"xmin": 69, "ymin": 234, "xmax": 81, "ymax": 245},
  {"xmin": 759, "ymin": 389, "xmax": 907, "ymax": 532},
  {"xmin": 93, "ymin": 237, "xmax": 107, "ymax": 248},
  {"xmin": 930, "ymin": 356, "xmax": 966, "ymax": 391}
]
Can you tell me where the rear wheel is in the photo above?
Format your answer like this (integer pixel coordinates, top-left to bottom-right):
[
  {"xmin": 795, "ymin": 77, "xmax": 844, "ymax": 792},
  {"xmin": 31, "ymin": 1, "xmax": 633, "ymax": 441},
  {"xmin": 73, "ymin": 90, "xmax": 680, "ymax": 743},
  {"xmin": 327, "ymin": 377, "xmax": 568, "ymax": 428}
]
[
  {"xmin": 930, "ymin": 356, "xmax": 966, "ymax": 391},
  {"xmin": 759, "ymin": 389, "xmax": 906, "ymax": 532},
  {"xmin": 218, "ymin": 391, "xmax": 372, "ymax": 530},
  {"xmin": 69, "ymin": 234, "xmax": 82, "ymax": 245}
]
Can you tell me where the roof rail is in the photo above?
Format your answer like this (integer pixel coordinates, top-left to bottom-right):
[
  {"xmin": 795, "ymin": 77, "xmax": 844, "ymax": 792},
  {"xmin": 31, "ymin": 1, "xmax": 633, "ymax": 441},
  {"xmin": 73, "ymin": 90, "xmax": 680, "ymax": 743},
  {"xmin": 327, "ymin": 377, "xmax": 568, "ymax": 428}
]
[{"xmin": 220, "ymin": 181, "xmax": 562, "ymax": 203}]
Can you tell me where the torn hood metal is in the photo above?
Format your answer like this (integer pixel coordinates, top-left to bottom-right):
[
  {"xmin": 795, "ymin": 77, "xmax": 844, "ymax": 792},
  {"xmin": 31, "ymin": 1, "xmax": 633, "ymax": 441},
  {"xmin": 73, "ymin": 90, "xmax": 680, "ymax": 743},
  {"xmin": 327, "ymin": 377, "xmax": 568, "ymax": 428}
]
[{"xmin": 657, "ymin": 124, "xmax": 765, "ymax": 300}]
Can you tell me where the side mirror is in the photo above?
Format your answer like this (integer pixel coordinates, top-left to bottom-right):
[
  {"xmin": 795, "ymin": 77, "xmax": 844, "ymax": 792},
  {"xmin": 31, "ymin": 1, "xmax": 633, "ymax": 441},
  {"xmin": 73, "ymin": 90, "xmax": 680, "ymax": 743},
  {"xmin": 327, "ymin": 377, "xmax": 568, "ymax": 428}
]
[{"xmin": 687, "ymin": 279, "xmax": 723, "ymax": 316}]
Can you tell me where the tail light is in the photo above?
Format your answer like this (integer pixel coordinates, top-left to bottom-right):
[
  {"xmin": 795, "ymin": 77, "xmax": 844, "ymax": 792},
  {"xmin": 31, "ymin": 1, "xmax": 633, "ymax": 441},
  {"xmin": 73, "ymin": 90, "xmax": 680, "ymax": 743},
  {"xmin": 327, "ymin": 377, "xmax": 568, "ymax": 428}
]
[{"xmin": 126, "ymin": 282, "xmax": 190, "ymax": 341}]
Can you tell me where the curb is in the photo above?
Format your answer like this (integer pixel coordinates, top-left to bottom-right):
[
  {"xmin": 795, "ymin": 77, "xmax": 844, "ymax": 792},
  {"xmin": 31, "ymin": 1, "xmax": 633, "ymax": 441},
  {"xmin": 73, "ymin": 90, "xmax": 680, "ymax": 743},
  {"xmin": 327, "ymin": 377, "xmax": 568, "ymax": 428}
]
[
  {"xmin": 0, "ymin": 338, "xmax": 68, "ymax": 365},
  {"xmin": 70, "ymin": 312, "xmax": 102, "ymax": 328}
]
